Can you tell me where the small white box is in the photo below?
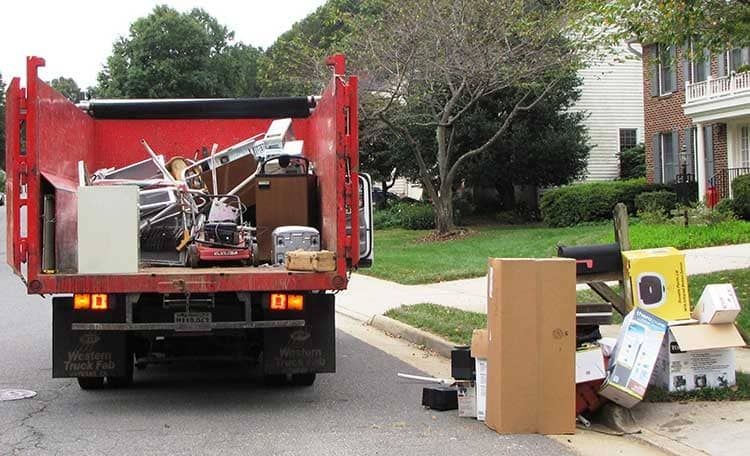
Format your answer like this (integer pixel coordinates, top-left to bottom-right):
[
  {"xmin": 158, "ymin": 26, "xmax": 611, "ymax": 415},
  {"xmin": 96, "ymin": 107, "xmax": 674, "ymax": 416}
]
[
  {"xmin": 475, "ymin": 358, "xmax": 487, "ymax": 421},
  {"xmin": 456, "ymin": 381, "xmax": 476, "ymax": 418},
  {"xmin": 576, "ymin": 346, "xmax": 606, "ymax": 383},
  {"xmin": 693, "ymin": 284, "xmax": 741, "ymax": 324},
  {"xmin": 652, "ymin": 323, "xmax": 745, "ymax": 392}
]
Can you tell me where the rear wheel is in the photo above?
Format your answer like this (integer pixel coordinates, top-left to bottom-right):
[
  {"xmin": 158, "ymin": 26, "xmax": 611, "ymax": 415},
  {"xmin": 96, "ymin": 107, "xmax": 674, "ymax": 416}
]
[
  {"xmin": 77, "ymin": 377, "xmax": 105, "ymax": 390},
  {"xmin": 108, "ymin": 352, "xmax": 134, "ymax": 388},
  {"xmin": 263, "ymin": 374, "xmax": 287, "ymax": 387},
  {"xmin": 291, "ymin": 373, "xmax": 316, "ymax": 387}
]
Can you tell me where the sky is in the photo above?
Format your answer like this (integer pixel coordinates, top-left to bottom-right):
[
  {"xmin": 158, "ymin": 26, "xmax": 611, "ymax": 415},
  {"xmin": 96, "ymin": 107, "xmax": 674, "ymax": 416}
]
[{"xmin": 0, "ymin": 0, "xmax": 327, "ymax": 88}]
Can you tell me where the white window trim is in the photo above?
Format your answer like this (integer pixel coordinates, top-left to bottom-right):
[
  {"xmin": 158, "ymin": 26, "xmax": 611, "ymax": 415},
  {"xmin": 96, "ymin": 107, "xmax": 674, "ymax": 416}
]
[{"xmin": 618, "ymin": 128, "xmax": 638, "ymax": 152}]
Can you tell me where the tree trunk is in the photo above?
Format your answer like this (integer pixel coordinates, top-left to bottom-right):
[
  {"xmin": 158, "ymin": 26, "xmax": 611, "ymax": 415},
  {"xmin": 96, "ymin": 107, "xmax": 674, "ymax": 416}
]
[{"xmin": 434, "ymin": 187, "xmax": 455, "ymax": 234}]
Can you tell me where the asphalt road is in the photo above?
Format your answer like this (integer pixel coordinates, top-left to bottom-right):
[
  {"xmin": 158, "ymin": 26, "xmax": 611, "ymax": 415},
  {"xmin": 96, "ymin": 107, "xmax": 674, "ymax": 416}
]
[{"xmin": 0, "ymin": 211, "xmax": 571, "ymax": 455}]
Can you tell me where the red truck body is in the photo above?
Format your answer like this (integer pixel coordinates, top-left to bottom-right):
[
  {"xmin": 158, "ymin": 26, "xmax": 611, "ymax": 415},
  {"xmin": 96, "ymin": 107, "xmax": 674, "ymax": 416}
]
[
  {"xmin": 5, "ymin": 55, "xmax": 360, "ymax": 295},
  {"xmin": 4, "ymin": 55, "xmax": 369, "ymax": 388}
]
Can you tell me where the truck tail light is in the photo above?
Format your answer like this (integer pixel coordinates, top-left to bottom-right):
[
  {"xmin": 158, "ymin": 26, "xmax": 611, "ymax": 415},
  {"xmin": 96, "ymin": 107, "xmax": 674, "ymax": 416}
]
[
  {"xmin": 73, "ymin": 294, "xmax": 109, "ymax": 311},
  {"xmin": 73, "ymin": 294, "xmax": 90, "ymax": 310},
  {"xmin": 270, "ymin": 293, "xmax": 287, "ymax": 310},
  {"xmin": 91, "ymin": 294, "xmax": 109, "ymax": 310},
  {"xmin": 269, "ymin": 294, "xmax": 304, "ymax": 311},
  {"xmin": 287, "ymin": 294, "xmax": 304, "ymax": 311}
]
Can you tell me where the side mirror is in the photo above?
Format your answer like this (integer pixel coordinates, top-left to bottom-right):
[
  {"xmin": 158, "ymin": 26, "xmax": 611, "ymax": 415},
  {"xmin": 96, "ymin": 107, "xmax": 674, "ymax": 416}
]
[{"xmin": 358, "ymin": 173, "xmax": 374, "ymax": 267}]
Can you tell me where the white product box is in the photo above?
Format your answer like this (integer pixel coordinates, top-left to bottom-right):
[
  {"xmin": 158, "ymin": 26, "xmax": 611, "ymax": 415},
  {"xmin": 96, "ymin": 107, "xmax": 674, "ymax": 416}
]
[
  {"xmin": 693, "ymin": 284, "xmax": 742, "ymax": 324},
  {"xmin": 576, "ymin": 345, "xmax": 606, "ymax": 383},
  {"xmin": 475, "ymin": 358, "xmax": 487, "ymax": 421},
  {"xmin": 78, "ymin": 186, "xmax": 140, "ymax": 274},
  {"xmin": 599, "ymin": 308, "xmax": 668, "ymax": 408},
  {"xmin": 652, "ymin": 323, "xmax": 744, "ymax": 392},
  {"xmin": 456, "ymin": 381, "xmax": 477, "ymax": 418}
]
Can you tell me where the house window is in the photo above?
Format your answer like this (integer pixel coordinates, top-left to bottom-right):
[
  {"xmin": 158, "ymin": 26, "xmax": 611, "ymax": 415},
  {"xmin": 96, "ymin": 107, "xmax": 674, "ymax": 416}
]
[
  {"xmin": 690, "ymin": 42, "xmax": 708, "ymax": 83},
  {"xmin": 619, "ymin": 128, "xmax": 638, "ymax": 152},
  {"xmin": 660, "ymin": 132, "xmax": 678, "ymax": 183},
  {"xmin": 657, "ymin": 45, "xmax": 676, "ymax": 95},
  {"xmin": 741, "ymin": 126, "xmax": 750, "ymax": 168},
  {"xmin": 727, "ymin": 48, "xmax": 750, "ymax": 73}
]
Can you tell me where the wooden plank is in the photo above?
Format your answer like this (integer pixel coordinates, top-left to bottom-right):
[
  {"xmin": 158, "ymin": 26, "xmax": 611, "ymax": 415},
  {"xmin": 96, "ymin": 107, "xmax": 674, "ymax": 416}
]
[
  {"xmin": 612, "ymin": 202, "xmax": 632, "ymax": 310},
  {"xmin": 613, "ymin": 203, "xmax": 631, "ymax": 251},
  {"xmin": 587, "ymin": 281, "xmax": 628, "ymax": 316}
]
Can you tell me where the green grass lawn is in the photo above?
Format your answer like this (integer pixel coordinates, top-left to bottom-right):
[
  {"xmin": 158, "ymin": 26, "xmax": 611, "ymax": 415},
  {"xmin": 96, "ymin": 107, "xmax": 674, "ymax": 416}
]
[
  {"xmin": 363, "ymin": 220, "xmax": 750, "ymax": 285},
  {"xmin": 385, "ymin": 268, "xmax": 750, "ymax": 345}
]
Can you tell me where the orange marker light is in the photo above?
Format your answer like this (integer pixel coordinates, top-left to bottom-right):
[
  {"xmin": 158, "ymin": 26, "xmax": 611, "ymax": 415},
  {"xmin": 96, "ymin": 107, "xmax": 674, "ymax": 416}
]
[
  {"xmin": 73, "ymin": 294, "xmax": 91, "ymax": 310},
  {"xmin": 270, "ymin": 293, "xmax": 287, "ymax": 311},
  {"xmin": 287, "ymin": 294, "xmax": 304, "ymax": 311},
  {"xmin": 91, "ymin": 294, "xmax": 109, "ymax": 311}
]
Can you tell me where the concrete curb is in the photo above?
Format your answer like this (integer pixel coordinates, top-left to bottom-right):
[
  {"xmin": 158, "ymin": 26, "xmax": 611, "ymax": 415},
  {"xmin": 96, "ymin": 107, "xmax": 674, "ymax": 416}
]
[{"xmin": 367, "ymin": 314, "xmax": 456, "ymax": 358}]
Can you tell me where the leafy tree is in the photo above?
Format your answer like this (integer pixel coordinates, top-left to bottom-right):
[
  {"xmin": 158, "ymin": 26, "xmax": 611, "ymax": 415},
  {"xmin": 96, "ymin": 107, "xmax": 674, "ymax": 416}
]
[
  {"xmin": 574, "ymin": 1, "xmax": 750, "ymax": 53},
  {"xmin": 1, "ymin": 72, "xmax": 5, "ymax": 171},
  {"xmin": 354, "ymin": 0, "xmax": 588, "ymax": 233},
  {"xmin": 50, "ymin": 77, "xmax": 82, "ymax": 103},
  {"xmin": 359, "ymin": 116, "xmax": 419, "ymax": 207},
  {"xmin": 257, "ymin": 0, "xmax": 385, "ymax": 96},
  {"xmin": 461, "ymin": 74, "xmax": 590, "ymax": 211},
  {"xmin": 96, "ymin": 6, "xmax": 261, "ymax": 98}
]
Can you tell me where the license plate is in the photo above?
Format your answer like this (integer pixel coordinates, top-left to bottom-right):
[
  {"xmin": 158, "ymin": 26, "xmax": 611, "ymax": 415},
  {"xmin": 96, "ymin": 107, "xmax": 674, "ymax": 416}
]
[{"xmin": 174, "ymin": 312, "xmax": 212, "ymax": 332}]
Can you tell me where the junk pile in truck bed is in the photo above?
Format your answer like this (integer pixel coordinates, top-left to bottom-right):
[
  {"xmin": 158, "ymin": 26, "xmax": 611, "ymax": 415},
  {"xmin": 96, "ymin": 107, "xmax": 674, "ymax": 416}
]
[{"xmin": 75, "ymin": 117, "xmax": 331, "ymax": 272}]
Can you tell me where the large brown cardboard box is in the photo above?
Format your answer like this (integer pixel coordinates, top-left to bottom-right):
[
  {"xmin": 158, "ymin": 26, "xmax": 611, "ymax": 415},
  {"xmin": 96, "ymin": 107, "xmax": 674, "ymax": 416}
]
[{"xmin": 485, "ymin": 258, "xmax": 576, "ymax": 435}]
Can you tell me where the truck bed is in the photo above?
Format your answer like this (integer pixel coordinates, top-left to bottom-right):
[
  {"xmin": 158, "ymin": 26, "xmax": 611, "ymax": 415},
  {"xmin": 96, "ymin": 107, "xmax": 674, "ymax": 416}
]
[{"xmin": 5, "ymin": 56, "xmax": 360, "ymax": 295}]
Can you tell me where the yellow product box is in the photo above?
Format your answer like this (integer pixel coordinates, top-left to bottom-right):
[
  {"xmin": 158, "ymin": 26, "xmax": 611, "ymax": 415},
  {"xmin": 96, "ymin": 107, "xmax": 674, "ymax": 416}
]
[{"xmin": 622, "ymin": 248, "xmax": 690, "ymax": 321}]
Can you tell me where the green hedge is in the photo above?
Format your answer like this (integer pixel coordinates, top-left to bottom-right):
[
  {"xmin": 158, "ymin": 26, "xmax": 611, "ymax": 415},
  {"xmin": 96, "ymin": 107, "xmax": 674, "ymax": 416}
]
[
  {"xmin": 635, "ymin": 191, "xmax": 678, "ymax": 215},
  {"xmin": 541, "ymin": 179, "xmax": 674, "ymax": 227},
  {"xmin": 374, "ymin": 201, "xmax": 436, "ymax": 230},
  {"xmin": 733, "ymin": 174, "xmax": 750, "ymax": 220}
]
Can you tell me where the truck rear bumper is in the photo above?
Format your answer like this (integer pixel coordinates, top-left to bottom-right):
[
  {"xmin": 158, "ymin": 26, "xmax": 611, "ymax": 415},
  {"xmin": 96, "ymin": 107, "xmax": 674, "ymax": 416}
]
[{"xmin": 52, "ymin": 293, "xmax": 336, "ymax": 378}]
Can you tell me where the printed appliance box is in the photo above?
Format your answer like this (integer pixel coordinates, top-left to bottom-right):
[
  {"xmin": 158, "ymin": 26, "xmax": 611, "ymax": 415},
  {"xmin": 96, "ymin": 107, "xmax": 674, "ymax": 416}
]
[
  {"xmin": 599, "ymin": 308, "xmax": 667, "ymax": 408},
  {"xmin": 652, "ymin": 323, "xmax": 744, "ymax": 392},
  {"xmin": 693, "ymin": 284, "xmax": 741, "ymax": 324},
  {"xmin": 471, "ymin": 329, "xmax": 489, "ymax": 421},
  {"xmin": 622, "ymin": 248, "xmax": 690, "ymax": 321}
]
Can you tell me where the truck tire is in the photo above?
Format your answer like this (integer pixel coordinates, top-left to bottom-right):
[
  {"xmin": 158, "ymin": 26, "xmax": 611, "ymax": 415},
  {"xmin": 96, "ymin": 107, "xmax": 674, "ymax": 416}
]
[
  {"xmin": 291, "ymin": 373, "xmax": 316, "ymax": 386},
  {"xmin": 263, "ymin": 374, "xmax": 287, "ymax": 386},
  {"xmin": 107, "ymin": 353, "xmax": 134, "ymax": 388},
  {"xmin": 77, "ymin": 377, "xmax": 105, "ymax": 390}
]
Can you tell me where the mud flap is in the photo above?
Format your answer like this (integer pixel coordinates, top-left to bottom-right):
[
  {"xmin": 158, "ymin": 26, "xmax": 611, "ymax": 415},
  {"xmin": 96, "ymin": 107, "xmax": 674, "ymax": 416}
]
[
  {"xmin": 263, "ymin": 294, "xmax": 335, "ymax": 375},
  {"xmin": 52, "ymin": 297, "xmax": 128, "ymax": 378}
]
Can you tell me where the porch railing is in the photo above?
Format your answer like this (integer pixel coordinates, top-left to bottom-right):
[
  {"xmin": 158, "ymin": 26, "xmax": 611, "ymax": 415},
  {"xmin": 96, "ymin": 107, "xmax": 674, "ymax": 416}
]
[
  {"xmin": 708, "ymin": 167, "xmax": 750, "ymax": 199},
  {"xmin": 686, "ymin": 71, "xmax": 750, "ymax": 104}
]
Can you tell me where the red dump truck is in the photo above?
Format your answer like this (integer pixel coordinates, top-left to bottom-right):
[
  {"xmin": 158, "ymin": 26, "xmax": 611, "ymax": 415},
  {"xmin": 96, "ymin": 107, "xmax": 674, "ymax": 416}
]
[{"xmin": 4, "ymin": 55, "xmax": 373, "ymax": 389}]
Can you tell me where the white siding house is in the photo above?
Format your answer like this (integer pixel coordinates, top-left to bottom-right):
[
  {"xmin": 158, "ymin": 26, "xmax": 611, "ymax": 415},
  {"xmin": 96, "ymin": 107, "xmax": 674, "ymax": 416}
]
[{"xmin": 570, "ymin": 44, "xmax": 645, "ymax": 181}]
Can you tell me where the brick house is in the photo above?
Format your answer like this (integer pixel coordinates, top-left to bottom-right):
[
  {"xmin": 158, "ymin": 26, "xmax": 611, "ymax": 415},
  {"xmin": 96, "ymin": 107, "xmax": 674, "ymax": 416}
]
[{"xmin": 643, "ymin": 44, "xmax": 750, "ymax": 202}]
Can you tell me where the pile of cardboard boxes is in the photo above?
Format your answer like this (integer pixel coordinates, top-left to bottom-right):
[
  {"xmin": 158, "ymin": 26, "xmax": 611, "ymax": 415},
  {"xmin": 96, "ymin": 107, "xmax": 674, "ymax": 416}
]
[{"xmin": 444, "ymin": 248, "xmax": 745, "ymax": 435}]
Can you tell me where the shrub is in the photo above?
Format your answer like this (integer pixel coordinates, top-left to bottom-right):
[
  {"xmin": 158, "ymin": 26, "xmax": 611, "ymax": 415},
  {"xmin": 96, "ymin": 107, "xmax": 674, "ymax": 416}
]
[
  {"xmin": 401, "ymin": 204, "xmax": 436, "ymax": 230},
  {"xmin": 669, "ymin": 202, "xmax": 736, "ymax": 226},
  {"xmin": 713, "ymin": 198, "xmax": 736, "ymax": 218},
  {"xmin": 635, "ymin": 191, "xmax": 678, "ymax": 215},
  {"xmin": 618, "ymin": 144, "xmax": 646, "ymax": 179},
  {"xmin": 732, "ymin": 174, "xmax": 750, "ymax": 220},
  {"xmin": 540, "ymin": 178, "xmax": 673, "ymax": 227}
]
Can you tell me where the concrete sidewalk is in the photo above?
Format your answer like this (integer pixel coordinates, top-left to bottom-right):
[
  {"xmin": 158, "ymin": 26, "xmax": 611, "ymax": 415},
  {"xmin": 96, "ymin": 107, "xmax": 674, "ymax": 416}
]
[{"xmin": 337, "ymin": 243, "xmax": 750, "ymax": 320}]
